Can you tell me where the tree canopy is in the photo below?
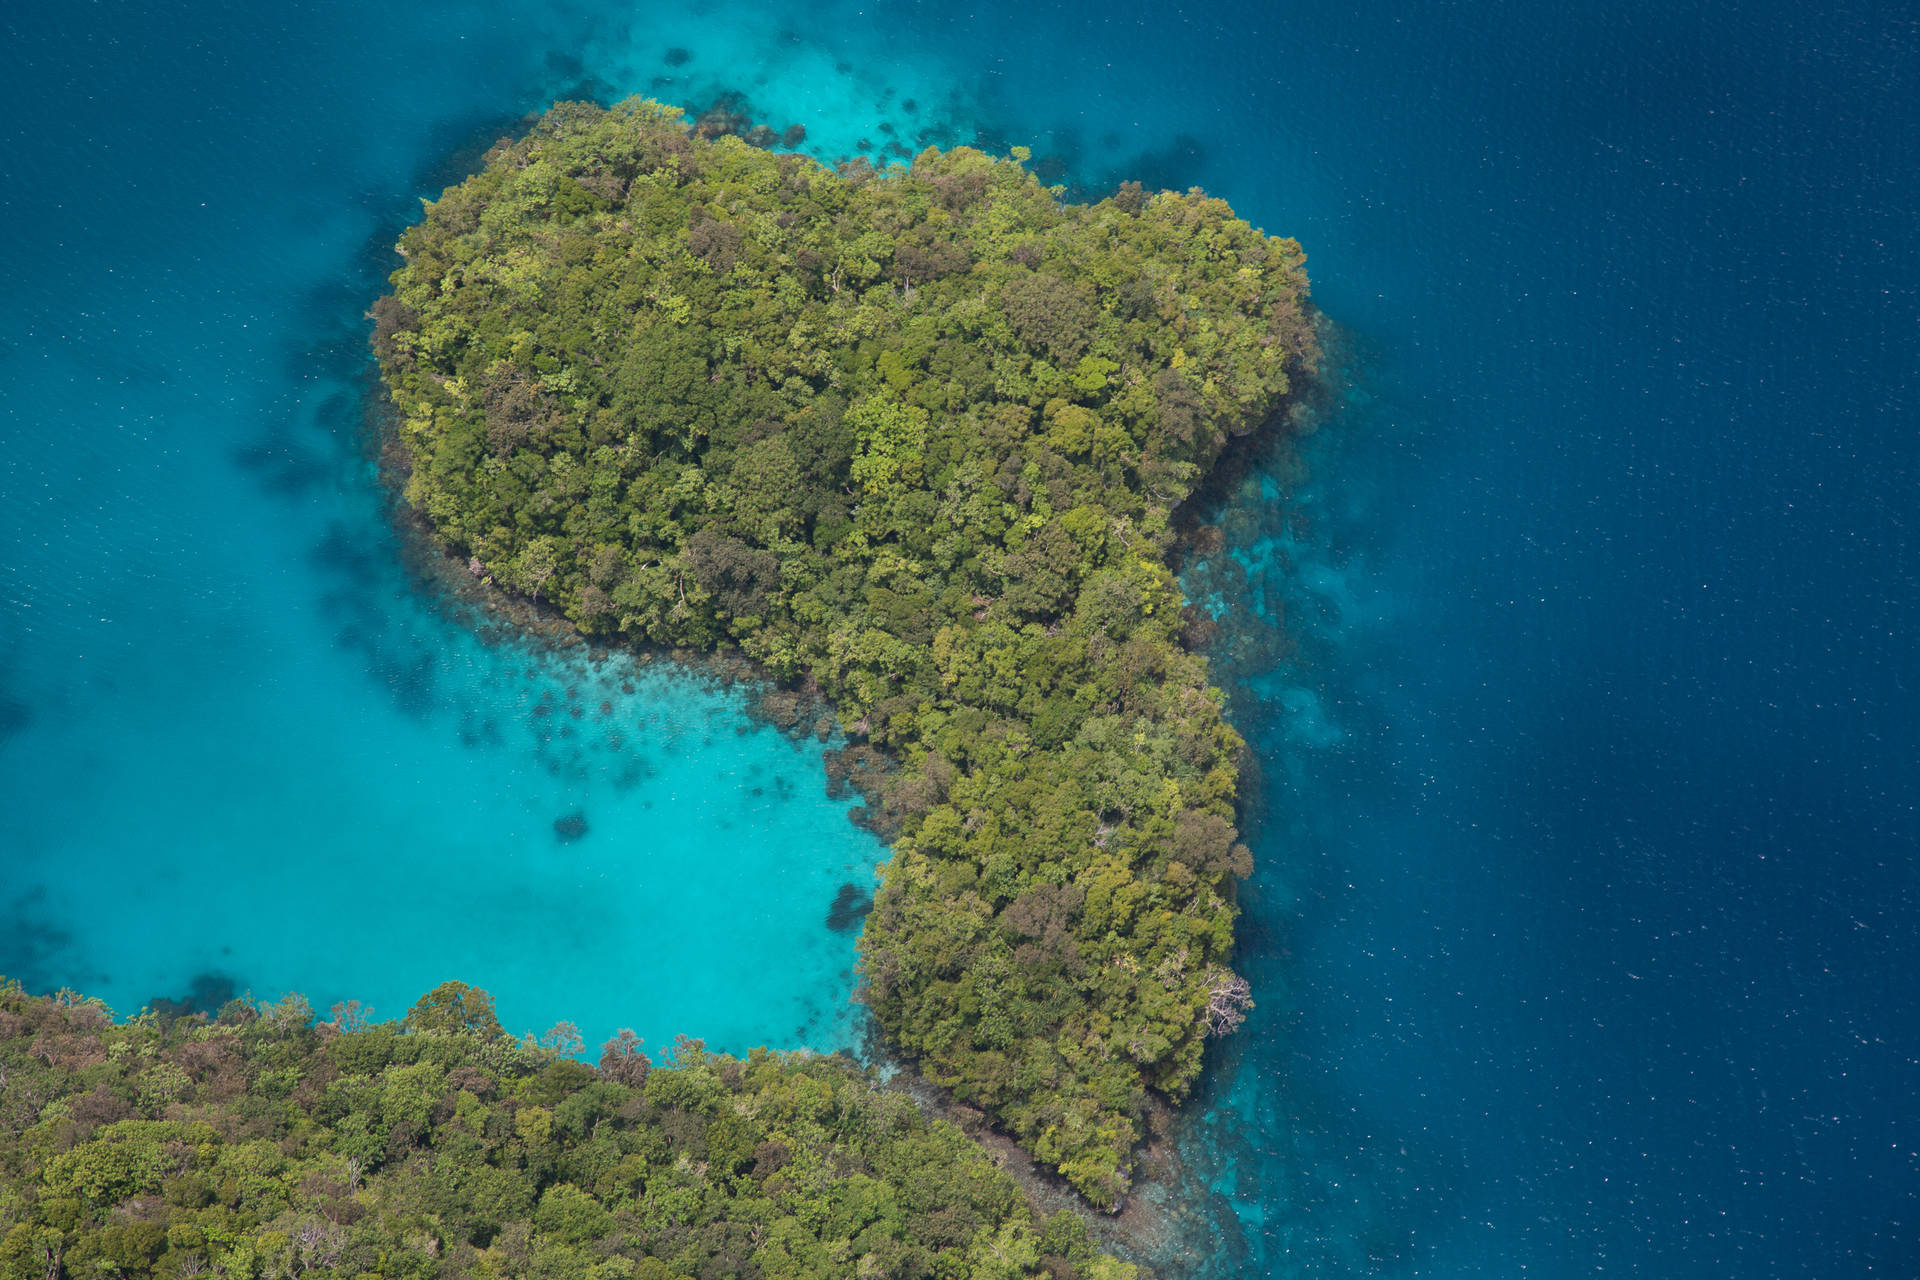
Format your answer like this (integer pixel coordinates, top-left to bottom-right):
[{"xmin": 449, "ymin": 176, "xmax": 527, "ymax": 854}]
[
  {"xmin": 375, "ymin": 98, "xmax": 1317, "ymax": 1206},
  {"xmin": 0, "ymin": 982, "xmax": 1140, "ymax": 1280}
]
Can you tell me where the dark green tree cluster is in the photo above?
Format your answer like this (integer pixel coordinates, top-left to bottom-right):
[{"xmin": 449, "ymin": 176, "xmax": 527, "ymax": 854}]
[
  {"xmin": 0, "ymin": 981, "xmax": 1140, "ymax": 1280},
  {"xmin": 375, "ymin": 99, "xmax": 1315, "ymax": 1205}
]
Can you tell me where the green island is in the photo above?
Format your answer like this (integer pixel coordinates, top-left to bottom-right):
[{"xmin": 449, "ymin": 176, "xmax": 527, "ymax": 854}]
[
  {"xmin": 0, "ymin": 981, "xmax": 1137, "ymax": 1279},
  {"xmin": 372, "ymin": 99, "xmax": 1316, "ymax": 1209}
]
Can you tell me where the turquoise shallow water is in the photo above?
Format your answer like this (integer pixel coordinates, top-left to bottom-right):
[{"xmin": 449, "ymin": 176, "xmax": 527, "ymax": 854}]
[
  {"xmin": 0, "ymin": 2, "xmax": 889, "ymax": 1055},
  {"xmin": 4, "ymin": 1, "xmax": 1915, "ymax": 1277}
]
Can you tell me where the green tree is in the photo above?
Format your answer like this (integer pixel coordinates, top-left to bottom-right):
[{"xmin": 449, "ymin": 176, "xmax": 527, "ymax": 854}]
[{"xmin": 403, "ymin": 981, "xmax": 507, "ymax": 1039}]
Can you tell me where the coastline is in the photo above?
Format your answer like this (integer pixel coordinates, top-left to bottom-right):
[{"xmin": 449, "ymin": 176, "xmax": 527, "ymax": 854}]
[{"xmin": 364, "ymin": 224, "xmax": 1329, "ymax": 1267}]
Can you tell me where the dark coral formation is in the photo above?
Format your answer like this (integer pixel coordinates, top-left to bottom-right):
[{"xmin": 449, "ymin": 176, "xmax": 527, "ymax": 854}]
[
  {"xmin": 0, "ymin": 887, "xmax": 73, "ymax": 997},
  {"xmin": 826, "ymin": 882, "xmax": 874, "ymax": 932},
  {"xmin": 147, "ymin": 971, "xmax": 238, "ymax": 1020}
]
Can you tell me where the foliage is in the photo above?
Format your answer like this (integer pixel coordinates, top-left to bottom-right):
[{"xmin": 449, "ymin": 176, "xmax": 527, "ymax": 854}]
[
  {"xmin": 376, "ymin": 98, "xmax": 1316, "ymax": 1205},
  {"xmin": 0, "ymin": 982, "xmax": 1138, "ymax": 1280}
]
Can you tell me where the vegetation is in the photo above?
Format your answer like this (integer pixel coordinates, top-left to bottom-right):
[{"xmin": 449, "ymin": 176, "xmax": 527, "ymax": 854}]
[
  {"xmin": 374, "ymin": 98, "xmax": 1316, "ymax": 1206},
  {"xmin": 0, "ymin": 981, "xmax": 1141, "ymax": 1280}
]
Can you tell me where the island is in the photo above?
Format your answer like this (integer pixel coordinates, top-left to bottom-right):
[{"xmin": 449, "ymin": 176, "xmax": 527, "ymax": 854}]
[{"xmin": 372, "ymin": 99, "xmax": 1317, "ymax": 1209}]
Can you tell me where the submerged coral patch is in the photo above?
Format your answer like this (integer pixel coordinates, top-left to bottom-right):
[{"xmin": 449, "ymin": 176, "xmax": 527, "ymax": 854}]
[
  {"xmin": 0, "ymin": 887, "xmax": 74, "ymax": 996},
  {"xmin": 0, "ymin": 696, "xmax": 32, "ymax": 747},
  {"xmin": 826, "ymin": 882, "xmax": 874, "ymax": 932},
  {"xmin": 147, "ymin": 970, "xmax": 239, "ymax": 1019}
]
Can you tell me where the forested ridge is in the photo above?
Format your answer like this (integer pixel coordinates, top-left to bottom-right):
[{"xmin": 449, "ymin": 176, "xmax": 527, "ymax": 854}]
[
  {"xmin": 0, "ymin": 982, "xmax": 1140, "ymax": 1280},
  {"xmin": 374, "ymin": 98, "xmax": 1317, "ymax": 1206}
]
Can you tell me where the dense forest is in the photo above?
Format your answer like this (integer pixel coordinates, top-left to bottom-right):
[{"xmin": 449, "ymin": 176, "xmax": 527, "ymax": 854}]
[
  {"xmin": 374, "ymin": 98, "xmax": 1317, "ymax": 1206},
  {"xmin": 0, "ymin": 982, "xmax": 1141, "ymax": 1280}
]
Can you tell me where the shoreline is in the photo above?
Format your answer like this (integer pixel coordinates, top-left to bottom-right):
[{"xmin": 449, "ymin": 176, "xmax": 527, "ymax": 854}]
[
  {"xmin": 359, "ymin": 308, "xmax": 1334, "ymax": 1277},
  {"xmin": 369, "ymin": 98, "xmax": 1322, "ymax": 1222}
]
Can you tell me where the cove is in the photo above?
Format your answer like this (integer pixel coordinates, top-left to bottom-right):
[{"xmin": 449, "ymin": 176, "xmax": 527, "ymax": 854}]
[
  {"xmin": 0, "ymin": 2, "xmax": 891, "ymax": 1058},
  {"xmin": 1, "ymin": 594, "xmax": 883, "ymax": 1054},
  {"xmin": 0, "ymin": 337, "xmax": 885, "ymax": 1053}
]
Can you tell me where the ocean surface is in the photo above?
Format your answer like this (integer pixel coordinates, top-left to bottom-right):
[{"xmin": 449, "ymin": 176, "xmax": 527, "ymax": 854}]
[{"xmin": 2, "ymin": 2, "xmax": 1913, "ymax": 1277}]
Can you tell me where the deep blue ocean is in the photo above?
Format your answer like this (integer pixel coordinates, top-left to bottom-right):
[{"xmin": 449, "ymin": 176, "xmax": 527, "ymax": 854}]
[{"xmin": 2, "ymin": 2, "xmax": 1913, "ymax": 1276}]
